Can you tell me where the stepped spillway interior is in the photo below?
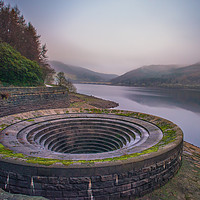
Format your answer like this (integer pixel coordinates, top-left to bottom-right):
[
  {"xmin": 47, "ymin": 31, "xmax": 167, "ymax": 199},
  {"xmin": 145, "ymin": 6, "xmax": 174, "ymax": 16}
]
[{"xmin": 1, "ymin": 113, "xmax": 163, "ymax": 160}]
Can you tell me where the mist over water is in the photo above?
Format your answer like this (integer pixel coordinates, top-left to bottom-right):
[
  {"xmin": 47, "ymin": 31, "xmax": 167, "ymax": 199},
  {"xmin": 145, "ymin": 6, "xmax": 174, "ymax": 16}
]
[{"xmin": 75, "ymin": 84, "xmax": 200, "ymax": 147}]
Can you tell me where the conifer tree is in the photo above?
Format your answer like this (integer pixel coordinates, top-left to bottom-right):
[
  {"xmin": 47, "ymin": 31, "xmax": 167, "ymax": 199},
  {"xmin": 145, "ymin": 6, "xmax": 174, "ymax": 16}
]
[{"xmin": 0, "ymin": 0, "xmax": 55, "ymax": 82}]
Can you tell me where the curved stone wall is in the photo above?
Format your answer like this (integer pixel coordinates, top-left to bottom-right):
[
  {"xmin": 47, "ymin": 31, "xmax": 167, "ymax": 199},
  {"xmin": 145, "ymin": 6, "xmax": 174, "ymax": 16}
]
[
  {"xmin": 0, "ymin": 109, "xmax": 183, "ymax": 200},
  {"xmin": 0, "ymin": 87, "xmax": 69, "ymax": 117}
]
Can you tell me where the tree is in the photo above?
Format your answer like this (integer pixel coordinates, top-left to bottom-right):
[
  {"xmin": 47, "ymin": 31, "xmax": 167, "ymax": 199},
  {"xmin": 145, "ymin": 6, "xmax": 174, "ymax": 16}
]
[
  {"xmin": 44, "ymin": 65, "xmax": 55, "ymax": 84},
  {"xmin": 56, "ymin": 72, "xmax": 77, "ymax": 93},
  {"xmin": 0, "ymin": 0, "xmax": 54, "ymax": 83}
]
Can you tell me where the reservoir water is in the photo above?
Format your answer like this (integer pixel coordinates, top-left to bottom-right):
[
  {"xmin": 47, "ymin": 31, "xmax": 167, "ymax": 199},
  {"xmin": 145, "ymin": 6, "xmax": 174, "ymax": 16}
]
[{"xmin": 75, "ymin": 84, "xmax": 200, "ymax": 147}]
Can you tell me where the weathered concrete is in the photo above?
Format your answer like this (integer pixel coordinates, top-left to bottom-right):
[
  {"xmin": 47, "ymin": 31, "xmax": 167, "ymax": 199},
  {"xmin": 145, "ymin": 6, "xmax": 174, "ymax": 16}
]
[{"xmin": 1, "ymin": 113, "xmax": 163, "ymax": 160}]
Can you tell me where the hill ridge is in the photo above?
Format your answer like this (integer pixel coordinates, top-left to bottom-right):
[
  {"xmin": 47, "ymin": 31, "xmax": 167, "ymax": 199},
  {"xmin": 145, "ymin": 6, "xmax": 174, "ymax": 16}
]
[
  {"xmin": 49, "ymin": 61, "xmax": 117, "ymax": 83},
  {"xmin": 111, "ymin": 63, "xmax": 200, "ymax": 88}
]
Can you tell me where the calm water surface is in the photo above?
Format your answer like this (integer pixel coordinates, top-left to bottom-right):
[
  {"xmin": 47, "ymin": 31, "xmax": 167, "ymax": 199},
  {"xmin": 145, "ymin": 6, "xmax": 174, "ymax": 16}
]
[{"xmin": 75, "ymin": 84, "xmax": 200, "ymax": 147}]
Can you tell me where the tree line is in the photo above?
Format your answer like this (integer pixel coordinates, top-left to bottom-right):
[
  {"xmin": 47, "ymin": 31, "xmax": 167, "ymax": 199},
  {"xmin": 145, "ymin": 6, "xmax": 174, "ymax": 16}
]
[
  {"xmin": 0, "ymin": 0, "xmax": 54, "ymax": 82},
  {"xmin": 0, "ymin": 0, "xmax": 77, "ymax": 91}
]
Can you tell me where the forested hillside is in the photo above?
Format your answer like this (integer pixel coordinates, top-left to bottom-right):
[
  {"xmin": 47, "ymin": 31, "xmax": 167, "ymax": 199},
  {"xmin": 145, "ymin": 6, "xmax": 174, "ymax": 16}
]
[
  {"xmin": 0, "ymin": 1, "xmax": 54, "ymax": 85},
  {"xmin": 111, "ymin": 64, "xmax": 200, "ymax": 88},
  {"xmin": 0, "ymin": 42, "xmax": 43, "ymax": 86}
]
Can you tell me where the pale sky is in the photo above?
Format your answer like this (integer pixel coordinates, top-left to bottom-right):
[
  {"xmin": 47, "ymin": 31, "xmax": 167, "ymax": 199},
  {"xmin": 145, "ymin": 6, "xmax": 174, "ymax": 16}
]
[{"xmin": 4, "ymin": 0, "xmax": 200, "ymax": 75}]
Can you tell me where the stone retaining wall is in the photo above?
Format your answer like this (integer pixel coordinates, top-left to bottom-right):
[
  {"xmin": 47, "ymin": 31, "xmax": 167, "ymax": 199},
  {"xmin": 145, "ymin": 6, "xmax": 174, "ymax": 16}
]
[
  {"xmin": 0, "ymin": 141, "xmax": 182, "ymax": 200},
  {"xmin": 0, "ymin": 87, "xmax": 69, "ymax": 117}
]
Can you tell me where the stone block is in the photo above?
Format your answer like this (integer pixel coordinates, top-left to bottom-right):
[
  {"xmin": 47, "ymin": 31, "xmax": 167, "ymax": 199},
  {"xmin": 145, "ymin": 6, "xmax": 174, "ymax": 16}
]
[
  {"xmin": 101, "ymin": 174, "xmax": 114, "ymax": 182},
  {"xmin": 63, "ymin": 190, "xmax": 79, "ymax": 197},
  {"xmin": 92, "ymin": 181, "xmax": 114, "ymax": 189},
  {"xmin": 109, "ymin": 192, "xmax": 121, "ymax": 200},
  {"xmin": 132, "ymin": 179, "xmax": 149, "ymax": 188},
  {"xmin": 92, "ymin": 188, "xmax": 104, "ymax": 196},
  {"xmin": 116, "ymin": 183, "xmax": 131, "ymax": 192},
  {"xmin": 46, "ymin": 190, "xmax": 63, "ymax": 198},
  {"xmin": 91, "ymin": 176, "xmax": 101, "ymax": 182},
  {"xmin": 103, "ymin": 186, "xmax": 116, "ymax": 194},
  {"xmin": 69, "ymin": 177, "xmax": 90, "ymax": 184}
]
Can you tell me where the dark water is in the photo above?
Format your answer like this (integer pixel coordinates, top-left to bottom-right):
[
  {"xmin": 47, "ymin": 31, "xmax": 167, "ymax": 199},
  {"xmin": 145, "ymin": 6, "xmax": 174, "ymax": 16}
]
[{"xmin": 75, "ymin": 84, "xmax": 200, "ymax": 147}]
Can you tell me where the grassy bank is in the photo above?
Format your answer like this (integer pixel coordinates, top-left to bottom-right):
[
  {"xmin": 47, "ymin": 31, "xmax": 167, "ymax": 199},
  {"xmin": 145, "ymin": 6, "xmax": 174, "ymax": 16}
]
[{"xmin": 69, "ymin": 92, "xmax": 119, "ymax": 109}]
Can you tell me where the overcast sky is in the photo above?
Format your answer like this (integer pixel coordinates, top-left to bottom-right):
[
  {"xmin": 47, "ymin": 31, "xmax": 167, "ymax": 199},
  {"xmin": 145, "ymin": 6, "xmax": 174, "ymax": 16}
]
[{"xmin": 4, "ymin": 0, "xmax": 200, "ymax": 75}]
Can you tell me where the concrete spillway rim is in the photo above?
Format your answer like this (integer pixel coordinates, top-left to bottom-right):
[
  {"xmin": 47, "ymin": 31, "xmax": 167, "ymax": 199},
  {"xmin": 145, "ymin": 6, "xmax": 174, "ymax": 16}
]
[{"xmin": 0, "ymin": 109, "xmax": 183, "ymax": 168}]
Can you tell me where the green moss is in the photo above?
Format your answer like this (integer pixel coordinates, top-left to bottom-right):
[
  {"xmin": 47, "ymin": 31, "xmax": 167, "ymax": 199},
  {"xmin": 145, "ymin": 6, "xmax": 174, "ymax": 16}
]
[
  {"xmin": 0, "ymin": 144, "xmax": 25, "ymax": 159},
  {"xmin": 0, "ymin": 109, "xmax": 179, "ymax": 166},
  {"xmin": 115, "ymin": 112, "xmax": 150, "ymax": 119},
  {"xmin": 89, "ymin": 108, "xmax": 103, "ymax": 113},
  {"xmin": 70, "ymin": 102, "xmax": 85, "ymax": 108},
  {"xmin": 0, "ymin": 143, "xmax": 73, "ymax": 165},
  {"xmin": 111, "ymin": 109, "xmax": 121, "ymax": 113},
  {"xmin": 116, "ymin": 111, "xmax": 177, "ymax": 146},
  {"xmin": 26, "ymin": 158, "xmax": 60, "ymax": 166},
  {"xmin": 15, "ymin": 117, "xmax": 22, "ymax": 120},
  {"xmin": 26, "ymin": 157, "xmax": 75, "ymax": 166},
  {"xmin": 0, "ymin": 124, "xmax": 8, "ymax": 131},
  {"xmin": 26, "ymin": 119, "xmax": 35, "ymax": 122}
]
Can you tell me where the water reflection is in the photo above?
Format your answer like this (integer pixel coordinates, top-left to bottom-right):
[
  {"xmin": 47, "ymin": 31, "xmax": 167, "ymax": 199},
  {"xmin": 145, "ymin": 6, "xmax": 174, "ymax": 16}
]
[
  {"xmin": 75, "ymin": 84, "xmax": 200, "ymax": 147},
  {"xmin": 125, "ymin": 87, "xmax": 200, "ymax": 113}
]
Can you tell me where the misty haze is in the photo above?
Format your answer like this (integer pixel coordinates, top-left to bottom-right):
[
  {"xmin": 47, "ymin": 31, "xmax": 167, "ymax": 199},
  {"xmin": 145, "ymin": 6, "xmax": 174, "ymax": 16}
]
[{"xmin": 0, "ymin": 0, "xmax": 200, "ymax": 199}]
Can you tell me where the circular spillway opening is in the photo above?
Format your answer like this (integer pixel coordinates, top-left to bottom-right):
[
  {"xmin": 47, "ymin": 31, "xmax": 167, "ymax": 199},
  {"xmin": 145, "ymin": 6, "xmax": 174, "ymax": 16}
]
[
  {"xmin": 32, "ymin": 118, "xmax": 139, "ymax": 154},
  {"xmin": 2, "ymin": 113, "xmax": 163, "ymax": 160}
]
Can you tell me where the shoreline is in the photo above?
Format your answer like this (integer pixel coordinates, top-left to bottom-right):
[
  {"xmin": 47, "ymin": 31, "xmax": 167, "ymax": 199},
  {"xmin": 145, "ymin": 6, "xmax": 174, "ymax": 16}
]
[
  {"xmin": 69, "ymin": 92, "xmax": 119, "ymax": 109},
  {"xmin": 75, "ymin": 82, "xmax": 200, "ymax": 90}
]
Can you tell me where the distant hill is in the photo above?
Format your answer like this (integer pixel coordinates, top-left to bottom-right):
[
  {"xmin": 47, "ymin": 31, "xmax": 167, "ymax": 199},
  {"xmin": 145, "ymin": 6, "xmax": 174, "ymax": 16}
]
[
  {"xmin": 163, "ymin": 63, "xmax": 200, "ymax": 84},
  {"xmin": 111, "ymin": 65, "xmax": 179, "ymax": 85},
  {"xmin": 111, "ymin": 64, "xmax": 200, "ymax": 88},
  {"xmin": 49, "ymin": 61, "xmax": 117, "ymax": 83}
]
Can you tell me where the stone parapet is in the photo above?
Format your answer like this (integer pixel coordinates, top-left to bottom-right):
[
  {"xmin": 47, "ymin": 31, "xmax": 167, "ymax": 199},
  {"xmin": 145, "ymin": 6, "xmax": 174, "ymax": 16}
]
[
  {"xmin": 0, "ymin": 87, "xmax": 69, "ymax": 117},
  {"xmin": 0, "ymin": 140, "xmax": 182, "ymax": 200}
]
